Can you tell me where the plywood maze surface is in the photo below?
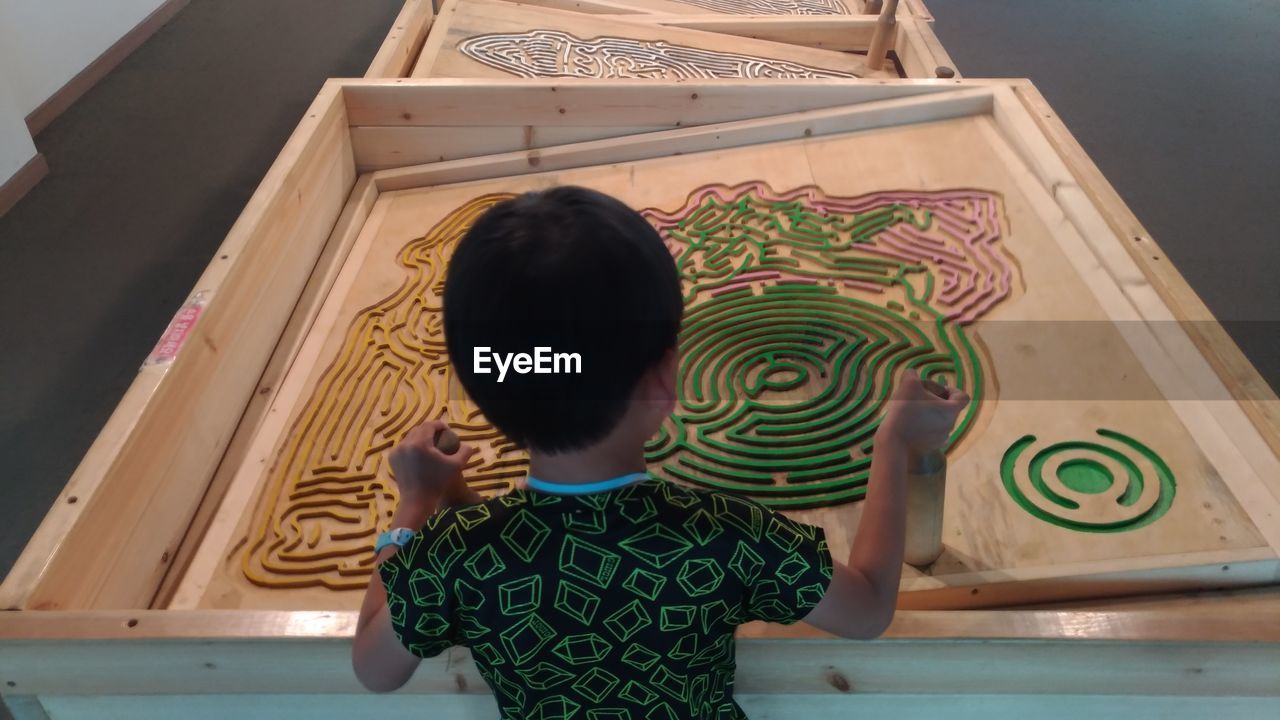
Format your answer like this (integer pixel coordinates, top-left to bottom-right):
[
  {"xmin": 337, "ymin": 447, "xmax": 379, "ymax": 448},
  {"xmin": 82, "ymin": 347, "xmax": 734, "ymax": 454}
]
[
  {"xmin": 185, "ymin": 116, "xmax": 1276, "ymax": 611},
  {"xmin": 419, "ymin": 0, "xmax": 898, "ymax": 80}
]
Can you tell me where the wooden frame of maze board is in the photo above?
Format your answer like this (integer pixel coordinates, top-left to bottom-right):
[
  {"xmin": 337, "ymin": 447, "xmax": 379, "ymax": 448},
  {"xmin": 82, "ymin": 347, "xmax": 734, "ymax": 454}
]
[
  {"xmin": 365, "ymin": 0, "xmax": 437, "ymax": 79},
  {"xmin": 1, "ymin": 78, "xmax": 1278, "ymax": 718},
  {"xmin": 511, "ymin": 0, "xmax": 934, "ymax": 21},
  {"xmin": 407, "ymin": 0, "xmax": 954, "ymax": 79}
]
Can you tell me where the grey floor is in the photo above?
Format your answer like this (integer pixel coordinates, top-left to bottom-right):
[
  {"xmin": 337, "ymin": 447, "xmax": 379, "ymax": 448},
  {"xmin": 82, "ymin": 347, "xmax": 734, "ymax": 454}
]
[
  {"xmin": 0, "ymin": 0, "xmax": 403, "ymax": 585},
  {"xmin": 0, "ymin": 0, "xmax": 1277, "ymax": 597}
]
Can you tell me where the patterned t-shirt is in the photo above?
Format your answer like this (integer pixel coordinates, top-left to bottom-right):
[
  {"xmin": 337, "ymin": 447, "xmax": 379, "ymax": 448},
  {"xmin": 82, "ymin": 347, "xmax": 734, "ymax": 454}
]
[{"xmin": 380, "ymin": 478, "xmax": 833, "ymax": 719}]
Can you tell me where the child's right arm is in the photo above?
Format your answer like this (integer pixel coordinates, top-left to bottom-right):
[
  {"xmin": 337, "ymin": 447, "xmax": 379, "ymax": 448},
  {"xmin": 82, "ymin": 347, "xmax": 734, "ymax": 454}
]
[{"xmin": 802, "ymin": 369, "xmax": 969, "ymax": 639}]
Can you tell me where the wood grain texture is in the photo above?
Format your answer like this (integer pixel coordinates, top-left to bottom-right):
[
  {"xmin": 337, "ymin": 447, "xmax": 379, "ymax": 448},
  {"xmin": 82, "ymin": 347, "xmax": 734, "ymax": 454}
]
[
  {"xmin": 417, "ymin": 0, "xmax": 896, "ymax": 79},
  {"xmin": 0, "ymin": 84, "xmax": 357, "ymax": 612},
  {"xmin": 503, "ymin": 0, "xmax": 933, "ymax": 19},
  {"xmin": 25, "ymin": 695, "xmax": 1279, "ymax": 720},
  {"xmin": 176, "ymin": 87, "xmax": 1278, "ymax": 611},
  {"xmin": 1, "ymin": 609, "xmax": 1278, "ymax": 696},
  {"xmin": 365, "ymin": 0, "xmax": 435, "ymax": 78}
]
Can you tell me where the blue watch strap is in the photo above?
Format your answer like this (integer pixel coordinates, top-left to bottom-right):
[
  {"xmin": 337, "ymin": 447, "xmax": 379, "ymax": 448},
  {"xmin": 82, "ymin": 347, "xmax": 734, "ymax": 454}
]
[{"xmin": 375, "ymin": 527, "xmax": 416, "ymax": 554}]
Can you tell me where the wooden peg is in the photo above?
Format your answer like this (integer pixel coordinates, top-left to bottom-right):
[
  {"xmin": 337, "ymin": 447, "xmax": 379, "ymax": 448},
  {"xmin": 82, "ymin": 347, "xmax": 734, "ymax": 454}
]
[
  {"xmin": 904, "ymin": 448, "xmax": 946, "ymax": 567},
  {"xmin": 866, "ymin": 0, "xmax": 899, "ymax": 71},
  {"xmin": 904, "ymin": 376, "xmax": 950, "ymax": 567}
]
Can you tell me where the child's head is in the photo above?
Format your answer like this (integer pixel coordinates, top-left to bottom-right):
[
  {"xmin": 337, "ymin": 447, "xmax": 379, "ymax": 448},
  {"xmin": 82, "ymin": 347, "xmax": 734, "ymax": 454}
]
[{"xmin": 444, "ymin": 186, "xmax": 682, "ymax": 454}]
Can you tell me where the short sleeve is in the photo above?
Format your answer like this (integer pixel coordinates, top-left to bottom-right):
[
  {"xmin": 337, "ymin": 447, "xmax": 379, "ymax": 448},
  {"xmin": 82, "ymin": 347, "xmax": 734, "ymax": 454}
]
[
  {"xmin": 379, "ymin": 524, "xmax": 459, "ymax": 659},
  {"xmin": 711, "ymin": 493, "xmax": 833, "ymax": 625}
]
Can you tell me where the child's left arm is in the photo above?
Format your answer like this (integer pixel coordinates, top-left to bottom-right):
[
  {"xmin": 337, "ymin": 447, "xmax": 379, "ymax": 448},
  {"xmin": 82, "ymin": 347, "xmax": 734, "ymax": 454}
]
[
  {"xmin": 352, "ymin": 422, "xmax": 478, "ymax": 692},
  {"xmin": 353, "ymin": 496, "xmax": 435, "ymax": 692}
]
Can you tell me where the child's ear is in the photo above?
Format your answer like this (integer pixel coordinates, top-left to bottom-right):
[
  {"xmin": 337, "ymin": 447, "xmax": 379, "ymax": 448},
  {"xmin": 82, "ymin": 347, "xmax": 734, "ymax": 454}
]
[
  {"xmin": 655, "ymin": 347, "xmax": 678, "ymax": 406},
  {"xmin": 638, "ymin": 347, "xmax": 678, "ymax": 414}
]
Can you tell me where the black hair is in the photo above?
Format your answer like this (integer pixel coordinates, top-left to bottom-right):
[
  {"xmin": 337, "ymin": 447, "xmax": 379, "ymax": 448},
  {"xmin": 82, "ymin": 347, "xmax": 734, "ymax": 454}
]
[{"xmin": 443, "ymin": 186, "xmax": 682, "ymax": 453}]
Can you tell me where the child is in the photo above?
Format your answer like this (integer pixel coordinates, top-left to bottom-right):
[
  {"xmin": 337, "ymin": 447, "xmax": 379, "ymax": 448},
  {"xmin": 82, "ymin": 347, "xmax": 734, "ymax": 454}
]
[{"xmin": 352, "ymin": 186, "xmax": 969, "ymax": 717}]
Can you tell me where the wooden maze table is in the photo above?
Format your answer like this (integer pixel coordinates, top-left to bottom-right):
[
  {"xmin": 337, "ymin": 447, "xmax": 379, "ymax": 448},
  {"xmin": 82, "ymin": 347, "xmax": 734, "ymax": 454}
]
[
  {"xmin": 2, "ymin": 79, "xmax": 1278, "ymax": 718},
  {"xmin": 365, "ymin": 0, "xmax": 956, "ymax": 80},
  {"xmin": 511, "ymin": 0, "xmax": 933, "ymax": 20}
]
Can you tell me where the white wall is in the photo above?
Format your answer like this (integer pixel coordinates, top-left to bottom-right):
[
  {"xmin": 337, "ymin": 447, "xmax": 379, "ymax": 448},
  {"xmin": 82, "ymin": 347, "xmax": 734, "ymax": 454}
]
[
  {"xmin": 0, "ymin": 0, "xmax": 169, "ymax": 116},
  {"xmin": 0, "ymin": 0, "xmax": 169, "ymax": 189},
  {"xmin": 0, "ymin": 68, "xmax": 37, "ymax": 182}
]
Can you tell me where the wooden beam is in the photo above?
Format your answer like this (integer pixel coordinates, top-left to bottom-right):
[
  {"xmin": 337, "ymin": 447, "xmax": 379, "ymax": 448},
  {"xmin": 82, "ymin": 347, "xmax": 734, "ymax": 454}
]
[
  {"xmin": 1008, "ymin": 81, "xmax": 1280, "ymax": 463},
  {"xmin": 893, "ymin": 18, "xmax": 958, "ymax": 78},
  {"xmin": 621, "ymin": 15, "xmax": 882, "ymax": 52},
  {"xmin": 370, "ymin": 88, "xmax": 994, "ymax": 190},
  {"xmin": 341, "ymin": 78, "xmax": 959, "ymax": 127},
  {"xmin": 866, "ymin": 0, "xmax": 898, "ymax": 70},
  {"xmin": 152, "ymin": 174, "xmax": 381, "ymax": 608},
  {"xmin": 27, "ymin": 695, "xmax": 1278, "ymax": 720},
  {"xmin": 0, "ymin": 609, "xmax": 1277, "ymax": 697},
  {"xmin": 365, "ymin": 0, "xmax": 435, "ymax": 78},
  {"xmin": 0, "ymin": 83, "xmax": 357, "ymax": 612}
]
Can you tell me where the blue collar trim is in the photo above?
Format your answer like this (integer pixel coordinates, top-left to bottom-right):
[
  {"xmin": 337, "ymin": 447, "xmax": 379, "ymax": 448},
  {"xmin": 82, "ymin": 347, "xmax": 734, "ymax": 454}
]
[{"xmin": 526, "ymin": 472, "xmax": 651, "ymax": 495}]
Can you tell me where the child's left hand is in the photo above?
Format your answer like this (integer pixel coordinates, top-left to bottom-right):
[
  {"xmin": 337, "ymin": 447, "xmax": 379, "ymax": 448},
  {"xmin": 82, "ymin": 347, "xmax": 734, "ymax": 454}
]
[{"xmin": 388, "ymin": 421, "xmax": 477, "ymax": 505}]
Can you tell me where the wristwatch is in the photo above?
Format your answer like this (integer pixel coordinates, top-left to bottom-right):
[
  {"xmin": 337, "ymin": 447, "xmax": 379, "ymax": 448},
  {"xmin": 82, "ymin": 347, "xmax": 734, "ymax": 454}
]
[{"xmin": 375, "ymin": 527, "xmax": 416, "ymax": 555}]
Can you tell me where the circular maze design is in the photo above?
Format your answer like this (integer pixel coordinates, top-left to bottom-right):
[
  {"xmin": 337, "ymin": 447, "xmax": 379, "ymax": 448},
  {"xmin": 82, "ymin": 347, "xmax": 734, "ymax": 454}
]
[
  {"xmin": 1000, "ymin": 429, "xmax": 1176, "ymax": 533},
  {"xmin": 643, "ymin": 183, "xmax": 1016, "ymax": 509}
]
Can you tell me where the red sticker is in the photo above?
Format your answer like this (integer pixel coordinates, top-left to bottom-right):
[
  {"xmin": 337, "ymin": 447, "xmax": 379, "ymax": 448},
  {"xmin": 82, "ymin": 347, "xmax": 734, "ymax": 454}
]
[{"xmin": 145, "ymin": 292, "xmax": 208, "ymax": 366}]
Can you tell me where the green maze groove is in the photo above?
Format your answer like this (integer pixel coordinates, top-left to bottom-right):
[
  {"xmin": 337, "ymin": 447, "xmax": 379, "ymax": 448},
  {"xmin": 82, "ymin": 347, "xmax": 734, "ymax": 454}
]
[{"xmin": 640, "ymin": 183, "xmax": 1013, "ymax": 509}]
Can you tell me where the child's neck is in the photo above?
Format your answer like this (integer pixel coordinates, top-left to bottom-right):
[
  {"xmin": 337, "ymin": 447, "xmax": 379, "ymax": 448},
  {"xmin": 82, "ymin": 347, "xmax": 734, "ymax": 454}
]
[{"xmin": 527, "ymin": 438, "xmax": 647, "ymax": 486}]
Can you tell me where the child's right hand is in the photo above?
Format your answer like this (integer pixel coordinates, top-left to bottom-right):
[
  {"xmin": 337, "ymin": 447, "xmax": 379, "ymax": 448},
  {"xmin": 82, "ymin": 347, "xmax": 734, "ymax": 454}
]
[
  {"xmin": 388, "ymin": 421, "xmax": 477, "ymax": 506},
  {"xmin": 878, "ymin": 368, "xmax": 971, "ymax": 454}
]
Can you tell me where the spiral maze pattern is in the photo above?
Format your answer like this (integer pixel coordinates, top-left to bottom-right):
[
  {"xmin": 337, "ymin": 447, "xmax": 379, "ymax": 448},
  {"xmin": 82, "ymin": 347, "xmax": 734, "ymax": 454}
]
[
  {"xmin": 642, "ymin": 183, "xmax": 1014, "ymax": 508},
  {"xmin": 1000, "ymin": 429, "xmax": 1176, "ymax": 533}
]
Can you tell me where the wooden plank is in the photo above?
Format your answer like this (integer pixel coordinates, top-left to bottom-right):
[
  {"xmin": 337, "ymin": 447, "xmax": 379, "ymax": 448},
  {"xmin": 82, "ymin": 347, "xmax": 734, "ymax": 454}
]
[
  {"xmin": 364, "ymin": 0, "xmax": 435, "ymax": 78},
  {"xmin": 166, "ymin": 193, "xmax": 400, "ymax": 609},
  {"xmin": 1008, "ymin": 81, "xmax": 1280, "ymax": 464},
  {"xmin": 410, "ymin": 0, "xmax": 460, "ymax": 77},
  {"xmin": 621, "ymin": 14, "xmax": 882, "ymax": 51},
  {"xmin": 985, "ymin": 87, "xmax": 1280, "ymax": 551},
  {"xmin": 30, "ymin": 695, "xmax": 1280, "ymax": 720},
  {"xmin": 351, "ymin": 124, "xmax": 669, "ymax": 171},
  {"xmin": 897, "ymin": 551, "xmax": 1279, "ymax": 610},
  {"xmin": 7, "ymin": 606, "xmax": 1280, "ymax": 643},
  {"xmin": 1020, "ymin": 586, "xmax": 1280, "ymax": 612},
  {"xmin": 0, "ymin": 84, "xmax": 357, "ymax": 611},
  {"xmin": 370, "ymin": 87, "xmax": 993, "ymax": 190},
  {"xmin": 491, "ymin": 0, "xmax": 650, "ymax": 13},
  {"xmin": 894, "ymin": 17, "xmax": 957, "ymax": 79},
  {"xmin": 498, "ymin": 0, "xmax": 935, "ymax": 19},
  {"xmin": 184, "ymin": 86, "xmax": 1278, "ymax": 610},
  {"xmin": 151, "ymin": 175, "xmax": 381, "ymax": 609},
  {"xmin": 418, "ymin": 0, "xmax": 894, "ymax": 80},
  {"xmin": 1, "ymin": 610, "xmax": 1278, "ymax": 697},
  {"xmin": 341, "ymin": 79, "xmax": 960, "ymax": 127}
]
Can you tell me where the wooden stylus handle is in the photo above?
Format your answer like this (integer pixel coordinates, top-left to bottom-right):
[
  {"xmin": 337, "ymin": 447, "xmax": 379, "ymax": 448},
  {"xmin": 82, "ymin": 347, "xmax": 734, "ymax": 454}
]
[{"xmin": 904, "ymin": 376, "xmax": 950, "ymax": 568}]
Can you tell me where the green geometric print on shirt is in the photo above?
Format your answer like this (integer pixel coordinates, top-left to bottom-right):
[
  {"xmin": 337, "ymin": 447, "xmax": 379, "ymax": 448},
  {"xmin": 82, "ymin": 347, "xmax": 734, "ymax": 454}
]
[{"xmin": 381, "ymin": 478, "xmax": 832, "ymax": 720}]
